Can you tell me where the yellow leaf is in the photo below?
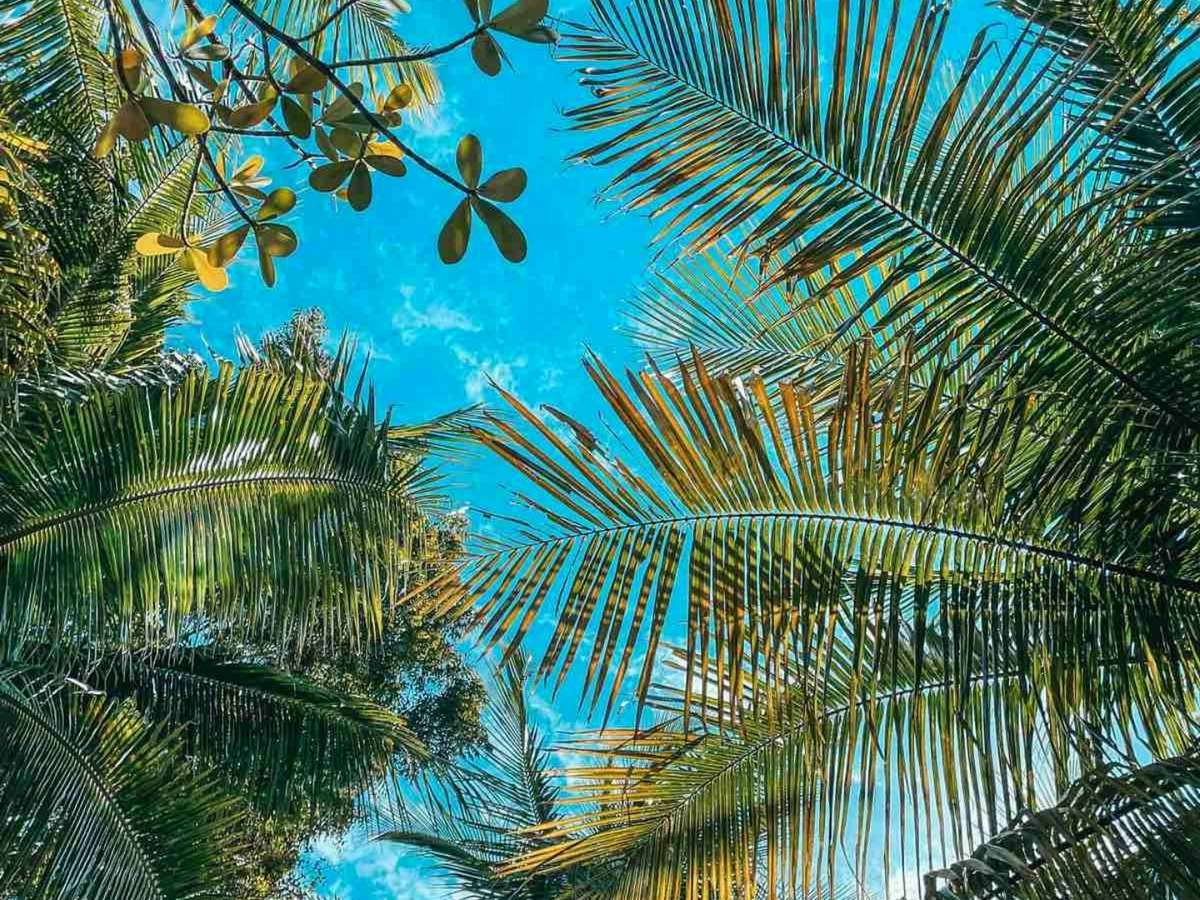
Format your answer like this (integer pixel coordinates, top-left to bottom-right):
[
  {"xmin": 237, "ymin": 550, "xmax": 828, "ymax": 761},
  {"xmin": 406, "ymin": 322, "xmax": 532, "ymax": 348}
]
[
  {"xmin": 479, "ymin": 167, "xmax": 526, "ymax": 202},
  {"xmin": 347, "ymin": 164, "xmax": 372, "ymax": 212},
  {"xmin": 189, "ymin": 247, "xmax": 229, "ymax": 291},
  {"xmin": 135, "ymin": 232, "xmax": 186, "ymax": 256},
  {"xmin": 309, "ymin": 160, "xmax": 355, "ymax": 192},
  {"xmin": 233, "ymin": 155, "xmax": 265, "ymax": 182},
  {"xmin": 94, "ymin": 118, "xmax": 119, "ymax": 159},
  {"xmin": 473, "ymin": 197, "xmax": 526, "ymax": 262},
  {"xmin": 437, "ymin": 198, "xmax": 472, "ymax": 264},
  {"xmin": 366, "ymin": 140, "xmax": 403, "ymax": 159},
  {"xmin": 115, "ymin": 47, "xmax": 144, "ymax": 87},
  {"xmin": 180, "ymin": 14, "xmax": 217, "ymax": 51},
  {"xmin": 471, "ymin": 33, "xmax": 501, "ymax": 76},
  {"xmin": 456, "ymin": 134, "xmax": 482, "ymax": 188},
  {"xmin": 258, "ymin": 187, "xmax": 297, "ymax": 220},
  {"xmin": 383, "ymin": 83, "xmax": 414, "ymax": 112},
  {"xmin": 140, "ymin": 97, "xmax": 210, "ymax": 135}
]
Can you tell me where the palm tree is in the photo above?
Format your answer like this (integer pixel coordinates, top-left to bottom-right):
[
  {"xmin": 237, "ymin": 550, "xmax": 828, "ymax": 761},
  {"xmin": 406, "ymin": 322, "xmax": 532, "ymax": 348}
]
[
  {"xmin": 378, "ymin": 657, "xmax": 618, "ymax": 898},
  {"xmin": 0, "ymin": 57, "xmax": 473, "ymax": 900},
  {"xmin": 424, "ymin": 0, "xmax": 1200, "ymax": 897}
]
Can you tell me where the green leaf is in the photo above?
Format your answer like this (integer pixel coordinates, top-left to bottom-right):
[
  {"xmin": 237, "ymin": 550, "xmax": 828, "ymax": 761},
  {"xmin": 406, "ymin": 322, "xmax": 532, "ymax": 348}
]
[
  {"xmin": 309, "ymin": 160, "xmax": 355, "ymax": 192},
  {"xmin": 472, "ymin": 33, "xmax": 502, "ymax": 76},
  {"xmin": 258, "ymin": 187, "xmax": 297, "ymax": 220},
  {"xmin": 323, "ymin": 82, "xmax": 364, "ymax": 123},
  {"xmin": 365, "ymin": 155, "xmax": 407, "ymax": 177},
  {"xmin": 314, "ymin": 126, "xmax": 339, "ymax": 161},
  {"xmin": 472, "ymin": 198, "xmax": 526, "ymax": 262},
  {"xmin": 207, "ymin": 225, "xmax": 251, "ymax": 267},
  {"xmin": 257, "ymin": 224, "xmax": 299, "ymax": 257},
  {"xmin": 456, "ymin": 134, "xmax": 482, "ymax": 188},
  {"xmin": 330, "ymin": 126, "xmax": 364, "ymax": 158},
  {"xmin": 284, "ymin": 63, "xmax": 327, "ymax": 94},
  {"xmin": 224, "ymin": 96, "xmax": 276, "ymax": 128},
  {"xmin": 0, "ymin": 673, "xmax": 245, "ymax": 898},
  {"xmin": 491, "ymin": 0, "xmax": 547, "ymax": 35},
  {"xmin": 478, "ymin": 167, "xmax": 526, "ymax": 202},
  {"xmin": 437, "ymin": 198, "xmax": 472, "ymax": 264},
  {"xmin": 281, "ymin": 94, "xmax": 312, "ymax": 138},
  {"xmin": 347, "ymin": 164, "xmax": 372, "ymax": 212}
]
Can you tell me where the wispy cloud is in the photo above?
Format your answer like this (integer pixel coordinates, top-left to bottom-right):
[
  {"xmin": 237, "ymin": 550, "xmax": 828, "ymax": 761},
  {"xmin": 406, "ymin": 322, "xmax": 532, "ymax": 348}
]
[
  {"xmin": 391, "ymin": 296, "xmax": 480, "ymax": 345},
  {"xmin": 452, "ymin": 345, "xmax": 527, "ymax": 402}
]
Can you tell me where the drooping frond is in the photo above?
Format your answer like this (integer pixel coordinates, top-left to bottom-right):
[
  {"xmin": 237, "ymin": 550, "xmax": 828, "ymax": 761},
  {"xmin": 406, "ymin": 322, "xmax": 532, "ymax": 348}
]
[
  {"xmin": 627, "ymin": 245, "xmax": 954, "ymax": 390},
  {"xmin": 379, "ymin": 657, "xmax": 600, "ymax": 899},
  {"xmin": 431, "ymin": 346, "xmax": 1200, "ymax": 729},
  {"xmin": 558, "ymin": 0, "xmax": 1200, "ymax": 436},
  {"xmin": 498, "ymin": 613, "xmax": 1199, "ymax": 900},
  {"xmin": 0, "ymin": 670, "xmax": 244, "ymax": 899},
  {"xmin": 0, "ymin": 358, "xmax": 430, "ymax": 653},
  {"xmin": 928, "ymin": 748, "xmax": 1200, "ymax": 899},
  {"xmin": 30, "ymin": 645, "xmax": 429, "ymax": 817},
  {"xmin": 998, "ymin": 0, "xmax": 1200, "ymax": 230}
]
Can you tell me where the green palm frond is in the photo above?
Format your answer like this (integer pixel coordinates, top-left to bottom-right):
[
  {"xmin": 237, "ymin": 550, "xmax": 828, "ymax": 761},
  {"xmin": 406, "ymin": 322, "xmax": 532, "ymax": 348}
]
[
  {"xmin": 0, "ymin": 670, "xmax": 245, "ymax": 899},
  {"xmin": 379, "ymin": 656, "xmax": 591, "ymax": 899},
  {"xmin": 928, "ymin": 748, "xmax": 1200, "ymax": 899},
  {"xmin": 497, "ymin": 613, "xmax": 1198, "ymax": 900},
  {"xmin": 30, "ymin": 645, "xmax": 429, "ymax": 817},
  {"xmin": 0, "ymin": 0, "xmax": 115, "ymax": 148},
  {"xmin": 627, "ymin": 245, "xmax": 954, "ymax": 390},
  {"xmin": 433, "ymin": 346, "xmax": 1200, "ymax": 724},
  {"xmin": 998, "ymin": 0, "xmax": 1200, "ymax": 230},
  {"xmin": 557, "ymin": 0, "xmax": 1200, "ymax": 436},
  {"xmin": 0, "ymin": 357, "xmax": 429, "ymax": 653}
]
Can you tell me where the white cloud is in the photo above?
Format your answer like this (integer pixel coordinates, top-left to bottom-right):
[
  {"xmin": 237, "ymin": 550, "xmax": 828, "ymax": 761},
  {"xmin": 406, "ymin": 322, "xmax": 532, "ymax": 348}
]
[
  {"xmin": 452, "ymin": 345, "xmax": 526, "ymax": 402},
  {"xmin": 309, "ymin": 834, "xmax": 450, "ymax": 899},
  {"xmin": 391, "ymin": 299, "xmax": 480, "ymax": 345}
]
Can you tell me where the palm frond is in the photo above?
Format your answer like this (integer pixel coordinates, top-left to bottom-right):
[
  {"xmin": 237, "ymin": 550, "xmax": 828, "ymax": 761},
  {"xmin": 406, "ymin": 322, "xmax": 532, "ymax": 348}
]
[
  {"xmin": 998, "ymin": 0, "xmax": 1200, "ymax": 230},
  {"xmin": 928, "ymin": 747, "xmax": 1200, "ymax": 899},
  {"xmin": 28, "ymin": 645, "xmax": 429, "ymax": 817},
  {"xmin": 0, "ymin": 669, "xmax": 244, "ymax": 899},
  {"xmin": 430, "ymin": 346, "xmax": 1200, "ymax": 728},
  {"xmin": 378, "ymin": 656, "xmax": 582, "ymax": 899},
  {"xmin": 558, "ymin": 0, "xmax": 1200, "ymax": 435},
  {"xmin": 0, "ymin": 357, "xmax": 429, "ymax": 653},
  {"xmin": 497, "ymin": 614, "xmax": 1198, "ymax": 900}
]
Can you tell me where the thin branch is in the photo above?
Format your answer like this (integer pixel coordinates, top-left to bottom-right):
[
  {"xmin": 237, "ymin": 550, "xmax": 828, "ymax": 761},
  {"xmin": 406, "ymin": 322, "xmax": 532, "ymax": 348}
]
[
  {"xmin": 330, "ymin": 24, "xmax": 489, "ymax": 69},
  {"xmin": 224, "ymin": 0, "xmax": 472, "ymax": 194},
  {"xmin": 296, "ymin": 0, "xmax": 362, "ymax": 41}
]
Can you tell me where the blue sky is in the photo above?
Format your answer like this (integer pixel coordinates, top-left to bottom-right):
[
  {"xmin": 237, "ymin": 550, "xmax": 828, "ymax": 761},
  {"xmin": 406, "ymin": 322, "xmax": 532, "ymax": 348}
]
[{"xmin": 171, "ymin": 0, "xmax": 996, "ymax": 895}]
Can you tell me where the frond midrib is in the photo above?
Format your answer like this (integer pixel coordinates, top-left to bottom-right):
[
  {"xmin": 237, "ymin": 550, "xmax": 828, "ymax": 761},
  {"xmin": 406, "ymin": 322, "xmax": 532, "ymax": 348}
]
[
  {"xmin": 475, "ymin": 507, "xmax": 1200, "ymax": 593},
  {"xmin": 0, "ymin": 686, "xmax": 165, "ymax": 900},
  {"xmin": 0, "ymin": 469, "xmax": 397, "ymax": 553},
  {"xmin": 572, "ymin": 19, "xmax": 1200, "ymax": 431}
]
